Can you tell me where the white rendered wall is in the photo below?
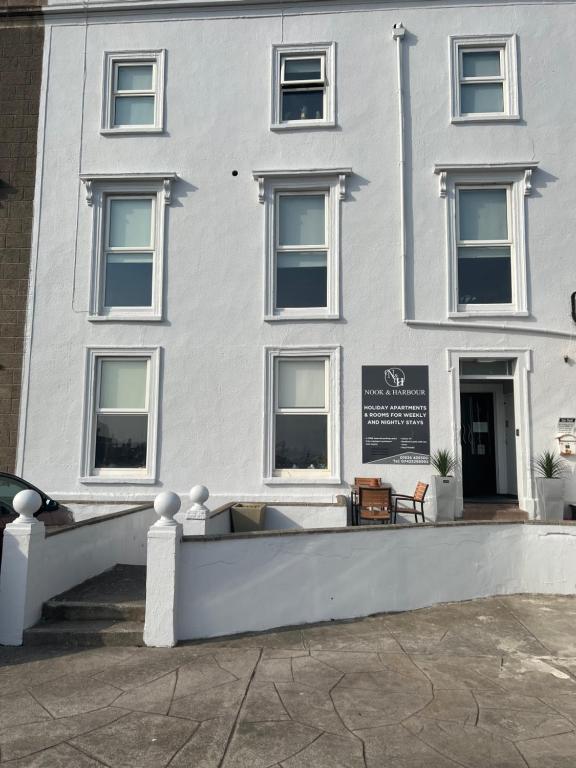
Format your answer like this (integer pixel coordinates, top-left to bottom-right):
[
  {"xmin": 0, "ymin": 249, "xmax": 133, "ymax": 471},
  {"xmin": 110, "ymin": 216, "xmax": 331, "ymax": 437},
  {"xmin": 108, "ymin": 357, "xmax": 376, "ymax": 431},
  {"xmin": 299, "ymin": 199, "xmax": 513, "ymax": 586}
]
[
  {"xmin": 19, "ymin": 1, "xmax": 576, "ymax": 506},
  {"xmin": 177, "ymin": 523, "xmax": 576, "ymax": 640}
]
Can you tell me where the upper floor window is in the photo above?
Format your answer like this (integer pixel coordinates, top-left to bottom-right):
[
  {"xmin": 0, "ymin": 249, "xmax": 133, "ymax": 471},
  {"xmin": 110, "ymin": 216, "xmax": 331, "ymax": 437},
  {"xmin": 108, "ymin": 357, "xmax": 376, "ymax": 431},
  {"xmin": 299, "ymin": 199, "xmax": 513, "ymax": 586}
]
[
  {"xmin": 435, "ymin": 162, "xmax": 536, "ymax": 317},
  {"xmin": 253, "ymin": 168, "xmax": 351, "ymax": 320},
  {"xmin": 271, "ymin": 43, "xmax": 336, "ymax": 130},
  {"xmin": 450, "ymin": 36, "xmax": 519, "ymax": 122},
  {"xmin": 102, "ymin": 51, "xmax": 165, "ymax": 133},
  {"xmin": 80, "ymin": 173, "xmax": 177, "ymax": 322}
]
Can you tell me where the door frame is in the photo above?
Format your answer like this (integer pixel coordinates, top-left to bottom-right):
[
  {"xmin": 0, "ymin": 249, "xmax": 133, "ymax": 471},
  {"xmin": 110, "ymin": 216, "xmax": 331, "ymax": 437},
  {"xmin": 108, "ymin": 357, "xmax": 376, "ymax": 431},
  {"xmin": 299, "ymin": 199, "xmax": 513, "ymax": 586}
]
[{"xmin": 447, "ymin": 348, "xmax": 534, "ymax": 517}]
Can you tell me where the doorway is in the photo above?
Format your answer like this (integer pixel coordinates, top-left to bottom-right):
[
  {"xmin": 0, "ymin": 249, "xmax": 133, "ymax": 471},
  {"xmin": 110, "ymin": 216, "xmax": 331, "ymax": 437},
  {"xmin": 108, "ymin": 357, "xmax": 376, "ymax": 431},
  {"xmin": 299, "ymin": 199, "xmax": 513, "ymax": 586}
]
[{"xmin": 459, "ymin": 361, "xmax": 519, "ymax": 501}]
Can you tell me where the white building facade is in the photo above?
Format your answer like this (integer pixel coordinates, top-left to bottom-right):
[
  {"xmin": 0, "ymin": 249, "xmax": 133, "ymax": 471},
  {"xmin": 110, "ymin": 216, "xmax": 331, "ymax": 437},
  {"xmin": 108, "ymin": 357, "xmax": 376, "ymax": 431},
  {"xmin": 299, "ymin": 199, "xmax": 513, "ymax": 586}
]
[{"xmin": 19, "ymin": 0, "xmax": 576, "ymax": 514}]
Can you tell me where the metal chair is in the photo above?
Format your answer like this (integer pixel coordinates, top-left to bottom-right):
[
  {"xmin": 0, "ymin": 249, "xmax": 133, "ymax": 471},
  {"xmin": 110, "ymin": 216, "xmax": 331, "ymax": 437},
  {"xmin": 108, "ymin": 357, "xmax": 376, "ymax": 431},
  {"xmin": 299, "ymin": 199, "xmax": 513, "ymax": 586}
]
[
  {"xmin": 358, "ymin": 486, "xmax": 391, "ymax": 525},
  {"xmin": 392, "ymin": 482, "xmax": 429, "ymax": 524}
]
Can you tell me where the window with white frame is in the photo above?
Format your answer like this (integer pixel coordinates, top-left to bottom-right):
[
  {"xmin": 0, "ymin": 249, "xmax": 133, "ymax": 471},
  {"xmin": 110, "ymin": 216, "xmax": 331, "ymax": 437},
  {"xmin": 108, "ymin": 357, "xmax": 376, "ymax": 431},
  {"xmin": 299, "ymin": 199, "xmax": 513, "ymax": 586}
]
[
  {"xmin": 254, "ymin": 169, "xmax": 350, "ymax": 320},
  {"xmin": 81, "ymin": 174, "xmax": 176, "ymax": 321},
  {"xmin": 102, "ymin": 51, "xmax": 165, "ymax": 133},
  {"xmin": 437, "ymin": 164, "xmax": 533, "ymax": 316},
  {"xmin": 457, "ymin": 186, "xmax": 513, "ymax": 306},
  {"xmin": 276, "ymin": 192, "xmax": 328, "ymax": 311},
  {"xmin": 104, "ymin": 196, "xmax": 156, "ymax": 310},
  {"xmin": 450, "ymin": 36, "xmax": 518, "ymax": 121},
  {"xmin": 81, "ymin": 348, "xmax": 160, "ymax": 482},
  {"xmin": 264, "ymin": 347, "xmax": 340, "ymax": 483},
  {"xmin": 271, "ymin": 44, "xmax": 335, "ymax": 129}
]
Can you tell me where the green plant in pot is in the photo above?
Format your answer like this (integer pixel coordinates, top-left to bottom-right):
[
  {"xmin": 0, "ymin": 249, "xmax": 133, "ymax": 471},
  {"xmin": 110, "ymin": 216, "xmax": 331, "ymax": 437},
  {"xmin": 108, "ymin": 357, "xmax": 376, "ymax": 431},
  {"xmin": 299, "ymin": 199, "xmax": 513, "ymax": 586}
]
[
  {"xmin": 430, "ymin": 449, "xmax": 459, "ymax": 521},
  {"xmin": 533, "ymin": 450, "xmax": 567, "ymax": 521}
]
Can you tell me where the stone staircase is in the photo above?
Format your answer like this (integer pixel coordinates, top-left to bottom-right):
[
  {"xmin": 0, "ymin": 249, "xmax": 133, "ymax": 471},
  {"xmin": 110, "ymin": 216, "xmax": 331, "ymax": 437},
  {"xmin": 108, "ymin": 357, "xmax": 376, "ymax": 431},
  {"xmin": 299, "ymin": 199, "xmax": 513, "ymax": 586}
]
[{"xmin": 24, "ymin": 564, "xmax": 146, "ymax": 647}]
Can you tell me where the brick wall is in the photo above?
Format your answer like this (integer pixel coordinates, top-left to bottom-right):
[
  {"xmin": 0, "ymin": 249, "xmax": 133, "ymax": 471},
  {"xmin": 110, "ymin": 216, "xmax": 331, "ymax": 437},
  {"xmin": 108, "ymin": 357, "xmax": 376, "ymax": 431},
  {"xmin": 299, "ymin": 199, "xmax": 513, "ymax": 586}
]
[{"xmin": 0, "ymin": 10, "xmax": 43, "ymax": 472}]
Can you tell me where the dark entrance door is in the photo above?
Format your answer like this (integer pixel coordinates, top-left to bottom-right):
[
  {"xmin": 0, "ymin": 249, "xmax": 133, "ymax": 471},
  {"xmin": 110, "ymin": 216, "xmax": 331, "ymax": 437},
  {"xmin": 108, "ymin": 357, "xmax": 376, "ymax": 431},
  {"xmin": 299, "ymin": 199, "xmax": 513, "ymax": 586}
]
[{"xmin": 460, "ymin": 392, "xmax": 497, "ymax": 497}]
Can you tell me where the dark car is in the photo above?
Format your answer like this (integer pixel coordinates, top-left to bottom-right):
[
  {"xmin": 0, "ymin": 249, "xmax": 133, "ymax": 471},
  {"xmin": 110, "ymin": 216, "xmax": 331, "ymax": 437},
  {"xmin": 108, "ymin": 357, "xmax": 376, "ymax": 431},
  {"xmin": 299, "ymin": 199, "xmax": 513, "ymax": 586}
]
[{"xmin": 0, "ymin": 473, "xmax": 70, "ymax": 560}]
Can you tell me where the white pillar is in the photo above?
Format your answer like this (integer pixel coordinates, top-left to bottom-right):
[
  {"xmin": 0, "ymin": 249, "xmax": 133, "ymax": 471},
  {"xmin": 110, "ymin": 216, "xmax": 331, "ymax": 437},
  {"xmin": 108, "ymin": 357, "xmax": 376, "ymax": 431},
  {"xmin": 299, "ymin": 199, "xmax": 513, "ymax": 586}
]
[
  {"xmin": 0, "ymin": 490, "xmax": 44, "ymax": 646},
  {"xmin": 143, "ymin": 491, "xmax": 182, "ymax": 648}
]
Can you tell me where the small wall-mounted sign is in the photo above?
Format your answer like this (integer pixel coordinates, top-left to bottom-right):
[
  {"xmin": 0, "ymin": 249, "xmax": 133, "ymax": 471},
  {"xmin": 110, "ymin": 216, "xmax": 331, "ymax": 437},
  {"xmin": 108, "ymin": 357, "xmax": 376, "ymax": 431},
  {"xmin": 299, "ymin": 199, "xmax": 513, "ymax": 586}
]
[{"xmin": 558, "ymin": 417, "xmax": 576, "ymax": 435}]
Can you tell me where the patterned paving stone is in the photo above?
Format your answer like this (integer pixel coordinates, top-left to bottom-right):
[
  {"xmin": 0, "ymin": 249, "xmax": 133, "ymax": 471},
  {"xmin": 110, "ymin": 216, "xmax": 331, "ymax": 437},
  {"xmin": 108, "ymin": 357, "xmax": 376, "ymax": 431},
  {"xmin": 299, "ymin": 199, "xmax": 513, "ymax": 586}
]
[
  {"xmin": 302, "ymin": 623, "xmax": 403, "ymax": 653},
  {"xmin": 331, "ymin": 683, "xmax": 432, "ymax": 730},
  {"xmin": 169, "ymin": 716, "xmax": 236, "ymax": 768},
  {"xmin": 254, "ymin": 657, "xmax": 294, "ymax": 683},
  {"xmin": 291, "ymin": 655, "xmax": 343, "ymax": 692},
  {"xmin": 3, "ymin": 743, "xmax": 105, "ymax": 767},
  {"xmin": 70, "ymin": 711, "xmax": 196, "ymax": 768},
  {"xmin": 221, "ymin": 720, "xmax": 321, "ymax": 768},
  {"xmin": 242, "ymin": 682, "xmax": 291, "ymax": 722},
  {"xmin": 172, "ymin": 655, "xmax": 239, "ymax": 698},
  {"xmin": 516, "ymin": 731, "xmax": 576, "ymax": 767},
  {"xmin": 112, "ymin": 670, "xmax": 177, "ymax": 715},
  {"xmin": 416, "ymin": 688, "xmax": 478, "ymax": 724},
  {"xmin": 478, "ymin": 704, "xmax": 573, "ymax": 742},
  {"xmin": 410, "ymin": 654, "xmax": 506, "ymax": 691},
  {"xmin": 0, "ymin": 707, "xmax": 128, "ymax": 762},
  {"xmin": 358, "ymin": 724, "xmax": 464, "ymax": 768},
  {"xmin": 280, "ymin": 731, "xmax": 365, "ymax": 768},
  {"xmin": 499, "ymin": 595, "xmax": 576, "ymax": 656},
  {"xmin": 28, "ymin": 673, "xmax": 121, "ymax": 717},
  {"xmin": 403, "ymin": 716, "xmax": 527, "ymax": 767},
  {"xmin": 0, "ymin": 690, "xmax": 52, "ymax": 732},
  {"xmin": 169, "ymin": 678, "xmax": 248, "ymax": 720},
  {"xmin": 276, "ymin": 682, "xmax": 349, "ymax": 735}
]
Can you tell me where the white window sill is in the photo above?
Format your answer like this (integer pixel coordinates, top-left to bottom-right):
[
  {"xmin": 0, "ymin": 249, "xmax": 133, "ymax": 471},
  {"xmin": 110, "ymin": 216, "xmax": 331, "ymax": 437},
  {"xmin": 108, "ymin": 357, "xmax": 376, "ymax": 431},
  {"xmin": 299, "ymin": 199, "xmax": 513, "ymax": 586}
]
[
  {"xmin": 88, "ymin": 314, "xmax": 163, "ymax": 323},
  {"xmin": 265, "ymin": 313, "xmax": 340, "ymax": 322},
  {"xmin": 80, "ymin": 476, "xmax": 157, "ymax": 485},
  {"xmin": 451, "ymin": 114, "xmax": 520, "ymax": 123},
  {"xmin": 100, "ymin": 127, "xmax": 165, "ymax": 135},
  {"xmin": 450, "ymin": 309, "xmax": 529, "ymax": 318},
  {"xmin": 270, "ymin": 121, "xmax": 337, "ymax": 131},
  {"xmin": 264, "ymin": 476, "xmax": 342, "ymax": 486}
]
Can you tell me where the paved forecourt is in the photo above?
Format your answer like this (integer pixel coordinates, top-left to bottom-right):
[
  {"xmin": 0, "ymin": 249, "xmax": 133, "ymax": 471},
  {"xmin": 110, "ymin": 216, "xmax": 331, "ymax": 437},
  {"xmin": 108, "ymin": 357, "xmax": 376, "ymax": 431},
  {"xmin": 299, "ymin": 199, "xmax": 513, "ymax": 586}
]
[{"xmin": 1, "ymin": 595, "xmax": 576, "ymax": 766}]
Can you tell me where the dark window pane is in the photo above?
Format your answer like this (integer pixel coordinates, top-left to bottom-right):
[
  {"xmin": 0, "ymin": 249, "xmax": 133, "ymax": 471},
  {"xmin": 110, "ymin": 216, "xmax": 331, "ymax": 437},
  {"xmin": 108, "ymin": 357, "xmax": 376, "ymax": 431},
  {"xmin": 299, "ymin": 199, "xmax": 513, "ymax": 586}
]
[
  {"xmin": 282, "ymin": 90, "xmax": 324, "ymax": 121},
  {"xmin": 284, "ymin": 58, "xmax": 322, "ymax": 81},
  {"xmin": 276, "ymin": 251, "xmax": 327, "ymax": 308},
  {"xmin": 458, "ymin": 249, "xmax": 512, "ymax": 304},
  {"xmin": 95, "ymin": 414, "xmax": 148, "ymax": 469},
  {"xmin": 104, "ymin": 257, "xmax": 153, "ymax": 307},
  {"xmin": 275, "ymin": 414, "xmax": 327, "ymax": 470}
]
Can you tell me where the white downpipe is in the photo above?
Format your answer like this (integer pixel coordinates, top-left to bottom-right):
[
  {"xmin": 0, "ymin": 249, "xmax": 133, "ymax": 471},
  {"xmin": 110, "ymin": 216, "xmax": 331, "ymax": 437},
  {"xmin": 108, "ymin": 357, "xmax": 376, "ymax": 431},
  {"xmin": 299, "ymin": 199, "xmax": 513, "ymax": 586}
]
[{"xmin": 393, "ymin": 23, "xmax": 407, "ymax": 322}]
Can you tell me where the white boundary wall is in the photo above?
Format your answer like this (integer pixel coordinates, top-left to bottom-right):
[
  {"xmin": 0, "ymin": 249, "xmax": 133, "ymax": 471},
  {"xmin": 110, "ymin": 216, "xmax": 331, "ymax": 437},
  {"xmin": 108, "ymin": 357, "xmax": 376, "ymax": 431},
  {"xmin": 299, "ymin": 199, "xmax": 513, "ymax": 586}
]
[
  {"xmin": 0, "ymin": 505, "xmax": 155, "ymax": 644},
  {"xmin": 166, "ymin": 522, "xmax": 576, "ymax": 642}
]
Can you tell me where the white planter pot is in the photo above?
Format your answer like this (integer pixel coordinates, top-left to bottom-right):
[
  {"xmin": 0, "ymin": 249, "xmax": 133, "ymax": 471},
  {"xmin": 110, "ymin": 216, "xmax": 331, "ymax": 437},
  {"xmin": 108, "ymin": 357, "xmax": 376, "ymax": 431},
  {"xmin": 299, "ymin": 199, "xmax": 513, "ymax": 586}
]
[
  {"xmin": 432, "ymin": 476, "xmax": 457, "ymax": 522},
  {"xmin": 536, "ymin": 478, "xmax": 565, "ymax": 521}
]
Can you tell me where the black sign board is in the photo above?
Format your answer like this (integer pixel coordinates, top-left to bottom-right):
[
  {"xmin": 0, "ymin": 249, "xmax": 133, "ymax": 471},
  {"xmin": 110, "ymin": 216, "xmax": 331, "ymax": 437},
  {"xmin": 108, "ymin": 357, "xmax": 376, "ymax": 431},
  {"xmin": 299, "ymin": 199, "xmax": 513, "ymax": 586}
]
[{"xmin": 362, "ymin": 366, "xmax": 430, "ymax": 465}]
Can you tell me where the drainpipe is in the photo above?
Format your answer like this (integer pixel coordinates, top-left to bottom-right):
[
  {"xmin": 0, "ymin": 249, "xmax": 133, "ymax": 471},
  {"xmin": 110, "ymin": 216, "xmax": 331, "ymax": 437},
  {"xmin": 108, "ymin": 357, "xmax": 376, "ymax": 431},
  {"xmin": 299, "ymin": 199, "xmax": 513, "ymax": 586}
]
[{"xmin": 392, "ymin": 23, "xmax": 408, "ymax": 322}]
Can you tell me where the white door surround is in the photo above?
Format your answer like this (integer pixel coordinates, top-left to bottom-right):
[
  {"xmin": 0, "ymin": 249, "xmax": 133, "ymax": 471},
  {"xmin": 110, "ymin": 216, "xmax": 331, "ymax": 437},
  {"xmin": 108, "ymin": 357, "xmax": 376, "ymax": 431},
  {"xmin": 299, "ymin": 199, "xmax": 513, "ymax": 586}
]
[{"xmin": 447, "ymin": 349, "xmax": 534, "ymax": 516}]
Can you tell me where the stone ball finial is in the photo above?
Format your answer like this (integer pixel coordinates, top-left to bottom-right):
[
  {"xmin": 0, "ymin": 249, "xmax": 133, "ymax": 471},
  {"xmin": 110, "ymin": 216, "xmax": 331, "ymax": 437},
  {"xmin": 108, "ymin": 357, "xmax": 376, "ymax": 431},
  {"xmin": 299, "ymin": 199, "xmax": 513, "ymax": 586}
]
[
  {"xmin": 13, "ymin": 489, "xmax": 42, "ymax": 520},
  {"xmin": 154, "ymin": 491, "xmax": 181, "ymax": 525},
  {"xmin": 189, "ymin": 485, "xmax": 209, "ymax": 505}
]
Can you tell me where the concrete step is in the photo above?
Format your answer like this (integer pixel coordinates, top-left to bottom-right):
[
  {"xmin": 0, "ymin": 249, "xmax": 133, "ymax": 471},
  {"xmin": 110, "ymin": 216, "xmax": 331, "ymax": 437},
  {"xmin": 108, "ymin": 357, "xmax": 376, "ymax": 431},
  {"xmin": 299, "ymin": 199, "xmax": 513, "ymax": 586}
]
[
  {"xmin": 23, "ymin": 619, "xmax": 144, "ymax": 647},
  {"xmin": 25, "ymin": 564, "xmax": 147, "ymax": 647},
  {"xmin": 42, "ymin": 599, "xmax": 145, "ymax": 622}
]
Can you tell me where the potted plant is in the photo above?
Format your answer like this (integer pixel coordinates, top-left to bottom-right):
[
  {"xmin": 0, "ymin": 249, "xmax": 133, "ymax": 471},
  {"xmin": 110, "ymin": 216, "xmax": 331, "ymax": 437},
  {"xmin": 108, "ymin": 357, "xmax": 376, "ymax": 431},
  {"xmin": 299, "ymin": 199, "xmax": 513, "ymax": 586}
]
[
  {"xmin": 533, "ymin": 450, "xmax": 567, "ymax": 521},
  {"xmin": 430, "ymin": 449, "xmax": 458, "ymax": 522}
]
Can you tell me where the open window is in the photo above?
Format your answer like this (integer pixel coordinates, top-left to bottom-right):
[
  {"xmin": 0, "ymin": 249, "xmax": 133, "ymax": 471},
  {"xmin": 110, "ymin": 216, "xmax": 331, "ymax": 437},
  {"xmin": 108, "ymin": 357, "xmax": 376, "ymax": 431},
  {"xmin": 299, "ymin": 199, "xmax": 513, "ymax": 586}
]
[{"xmin": 271, "ymin": 43, "xmax": 336, "ymax": 129}]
